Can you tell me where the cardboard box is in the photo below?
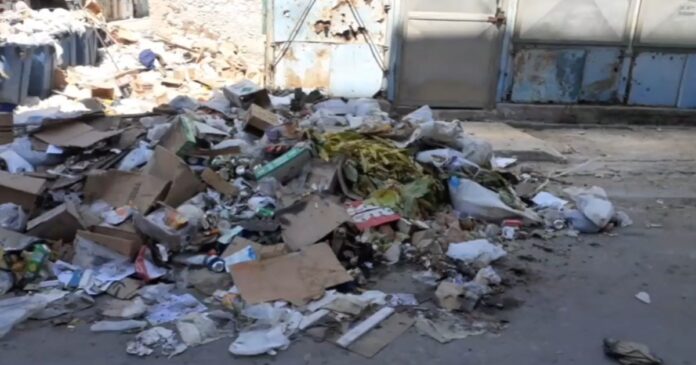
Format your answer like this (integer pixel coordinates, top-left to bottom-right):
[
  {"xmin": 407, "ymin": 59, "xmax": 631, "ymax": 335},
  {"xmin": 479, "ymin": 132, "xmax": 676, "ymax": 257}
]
[
  {"xmin": 222, "ymin": 80, "xmax": 271, "ymax": 109},
  {"xmin": 75, "ymin": 229, "xmax": 142, "ymax": 258},
  {"xmin": 0, "ymin": 112, "xmax": 13, "ymax": 145},
  {"xmin": 307, "ymin": 161, "xmax": 338, "ymax": 192},
  {"xmin": 244, "ymin": 104, "xmax": 280, "ymax": 137},
  {"xmin": 0, "ymin": 170, "xmax": 46, "ymax": 212},
  {"xmin": 254, "ymin": 144, "xmax": 312, "ymax": 183},
  {"xmin": 26, "ymin": 203, "xmax": 87, "ymax": 242},
  {"xmin": 33, "ymin": 121, "xmax": 123, "ymax": 148},
  {"xmin": 83, "ymin": 170, "xmax": 169, "ymax": 213},
  {"xmin": 158, "ymin": 115, "xmax": 197, "ymax": 156},
  {"xmin": 143, "ymin": 146, "xmax": 204, "ymax": 207}
]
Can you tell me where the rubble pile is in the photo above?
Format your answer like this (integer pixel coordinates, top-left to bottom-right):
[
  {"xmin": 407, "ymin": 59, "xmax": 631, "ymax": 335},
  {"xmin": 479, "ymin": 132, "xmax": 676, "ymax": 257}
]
[{"xmin": 0, "ymin": 4, "xmax": 633, "ymax": 359}]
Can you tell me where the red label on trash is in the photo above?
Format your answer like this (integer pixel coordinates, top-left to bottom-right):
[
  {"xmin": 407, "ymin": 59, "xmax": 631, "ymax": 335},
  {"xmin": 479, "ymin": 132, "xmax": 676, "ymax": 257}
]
[{"xmin": 346, "ymin": 201, "xmax": 401, "ymax": 231}]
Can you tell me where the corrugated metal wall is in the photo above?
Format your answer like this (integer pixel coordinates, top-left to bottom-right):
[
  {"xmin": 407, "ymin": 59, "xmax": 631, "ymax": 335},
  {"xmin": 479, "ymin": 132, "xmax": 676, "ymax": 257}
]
[{"xmin": 501, "ymin": 0, "xmax": 696, "ymax": 109}]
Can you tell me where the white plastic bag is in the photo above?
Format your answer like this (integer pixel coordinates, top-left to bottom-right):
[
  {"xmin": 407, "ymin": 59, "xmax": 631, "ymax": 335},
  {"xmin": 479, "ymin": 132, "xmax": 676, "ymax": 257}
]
[
  {"xmin": 564, "ymin": 186, "xmax": 615, "ymax": 229},
  {"xmin": 446, "ymin": 239, "xmax": 507, "ymax": 266},
  {"xmin": 0, "ymin": 203, "xmax": 27, "ymax": 232},
  {"xmin": 449, "ymin": 177, "xmax": 540, "ymax": 223}
]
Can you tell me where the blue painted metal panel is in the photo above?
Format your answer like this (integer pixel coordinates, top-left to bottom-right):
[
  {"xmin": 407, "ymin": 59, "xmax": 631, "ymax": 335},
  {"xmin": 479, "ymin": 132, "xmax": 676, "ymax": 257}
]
[
  {"xmin": 677, "ymin": 54, "xmax": 696, "ymax": 109},
  {"xmin": 0, "ymin": 44, "xmax": 33, "ymax": 105},
  {"xmin": 579, "ymin": 48, "xmax": 623, "ymax": 103},
  {"xmin": 628, "ymin": 53, "xmax": 686, "ymax": 107},
  {"xmin": 28, "ymin": 44, "xmax": 56, "ymax": 99},
  {"xmin": 57, "ymin": 32, "xmax": 77, "ymax": 67},
  {"xmin": 511, "ymin": 48, "xmax": 586, "ymax": 103}
]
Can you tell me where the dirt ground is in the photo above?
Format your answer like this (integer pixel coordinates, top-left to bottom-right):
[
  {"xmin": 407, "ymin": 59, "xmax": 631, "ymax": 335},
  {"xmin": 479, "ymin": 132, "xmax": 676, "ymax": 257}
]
[{"xmin": 2, "ymin": 125, "xmax": 695, "ymax": 365}]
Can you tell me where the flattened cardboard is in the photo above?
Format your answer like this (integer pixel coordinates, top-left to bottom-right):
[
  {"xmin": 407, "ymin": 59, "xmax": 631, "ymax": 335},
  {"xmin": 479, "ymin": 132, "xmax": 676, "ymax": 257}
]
[
  {"xmin": 75, "ymin": 229, "xmax": 142, "ymax": 258},
  {"xmin": 222, "ymin": 237, "xmax": 288, "ymax": 267},
  {"xmin": 33, "ymin": 121, "xmax": 122, "ymax": 148},
  {"xmin": 143, "ymin": 146, "xmax": 204, "ymax": 207},
  {"xmin": 27, "ymin": 203, "xmax": 86, "ymax": 242},
  {"xmin": 83, "ymin": 170, "xmax": 169, "ymax": 213},
  {"xmin": 201, "ymin": 168, "xmax": 238, "ymax": 197},
  {"xmin": 0, "ymin": 170, "xmax": 46, "ymax": 211},
  {"xmin": 105, "ymin": 277, "xmax": 142, "ymax": 300},
  {"xmin": 244, "ymin": 104, "xmax": 279, "ymax": 137},
  {"xmin": 347, "ymin": 312, "xmax": 415, "ymax": 358},
  {"xmin": 280, "ymin": 195, "xmax": 350, "ymax": 251},
  {"xmin": 230, "ymin": 243, "xmax": 352, "ymax": 305},
  {"xmin": 0, "ymin": 227, "xmax": 40, "ymax": 251}
]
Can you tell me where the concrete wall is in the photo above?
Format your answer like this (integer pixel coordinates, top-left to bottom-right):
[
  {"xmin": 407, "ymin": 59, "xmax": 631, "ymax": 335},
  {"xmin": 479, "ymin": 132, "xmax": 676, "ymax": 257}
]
[{"xmin": 149, "ymin": 0, "xmax": 265, "ymax": 82}]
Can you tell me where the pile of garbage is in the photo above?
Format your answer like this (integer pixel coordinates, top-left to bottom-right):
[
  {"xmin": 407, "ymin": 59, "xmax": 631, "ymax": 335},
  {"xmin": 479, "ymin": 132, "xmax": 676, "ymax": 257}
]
[{"xmin": 0, "ymin": 5, "xmax": 633, "ymax": 360}]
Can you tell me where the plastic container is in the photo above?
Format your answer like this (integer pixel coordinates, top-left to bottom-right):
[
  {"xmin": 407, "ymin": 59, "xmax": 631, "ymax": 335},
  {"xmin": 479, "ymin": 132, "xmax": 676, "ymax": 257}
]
[
  {"xmin": 28, "ymin": 44, "xmax": 56, "ymax": 99},
  {"xmin": 0, "ymin": 43, "xmax": 34, "ymax": 105},
  {"xmin": 75, "ymin": 27, "xmax": 99, "ymax": 66},
  {"xmin": 57, "ymin": 32, "xmax": 77, "ymax": 67}
]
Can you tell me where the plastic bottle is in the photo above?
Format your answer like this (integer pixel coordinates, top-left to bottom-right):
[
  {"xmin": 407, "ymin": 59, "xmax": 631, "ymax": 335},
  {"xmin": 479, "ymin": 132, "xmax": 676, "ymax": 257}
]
[{"xmin": 24, "ymin": 244, "xmax": 50, "ymax": 280}]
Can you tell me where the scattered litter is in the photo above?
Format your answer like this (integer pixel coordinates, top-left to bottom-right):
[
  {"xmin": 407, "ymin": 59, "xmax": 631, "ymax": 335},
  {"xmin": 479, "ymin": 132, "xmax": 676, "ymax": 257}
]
[
  {"xmin": 603, "ymin": 338, "xmax": 663, "ymax": 365},
  {"xmin": 91, "ymin": 320, "xmax": 148, "ymax": 332},
  {"xmin": 0, "ymin": 6, "xmax": 635, "ymax": 360},
  {"xmin": 635, "ymin": 292, "xmax": 651, "ymax": 305},
  {"xmin": 446, "ymin": 239, "xmax": 507, "ymax": 266}
]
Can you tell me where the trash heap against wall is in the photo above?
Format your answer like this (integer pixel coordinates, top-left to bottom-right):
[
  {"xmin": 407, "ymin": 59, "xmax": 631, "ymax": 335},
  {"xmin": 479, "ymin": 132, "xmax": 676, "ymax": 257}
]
[{"xmin": 0, "ymin": 2, "xmax": 635, "ymax": 360}]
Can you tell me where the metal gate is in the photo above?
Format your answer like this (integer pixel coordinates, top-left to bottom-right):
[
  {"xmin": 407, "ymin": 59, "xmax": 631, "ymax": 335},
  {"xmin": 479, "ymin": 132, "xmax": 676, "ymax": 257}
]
[{"xmin": 395, "ymin": 0, "xmax": 506, "ymax": 108}]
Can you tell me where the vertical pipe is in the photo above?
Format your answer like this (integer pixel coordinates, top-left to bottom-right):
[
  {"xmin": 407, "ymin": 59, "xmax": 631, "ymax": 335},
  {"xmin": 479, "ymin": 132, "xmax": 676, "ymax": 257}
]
[
  {"xmin": 618, "ymin": 0, "xmax": 643, "ymax": 103},
  {"xmin": 264, "ymin": 0, "xmax": 275, "ymax": 89},
  {"xmin": 387, "ymin": 0, "xmax": 404, "ymax": 102},
  {"xmin": 496, "ymin": 0, "xmax": 519, "ymax": 103}
]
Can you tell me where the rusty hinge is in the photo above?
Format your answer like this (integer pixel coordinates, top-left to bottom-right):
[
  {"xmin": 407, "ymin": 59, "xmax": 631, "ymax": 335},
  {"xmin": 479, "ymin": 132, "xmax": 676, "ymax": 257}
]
[{"xmin": 488, "ymin": 8, "xmax": 506, "ymax": 28}]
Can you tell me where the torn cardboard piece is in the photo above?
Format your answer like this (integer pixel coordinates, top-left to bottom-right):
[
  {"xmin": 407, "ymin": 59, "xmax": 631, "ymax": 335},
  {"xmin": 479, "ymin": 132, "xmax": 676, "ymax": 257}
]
[
  {"xmin": 230, "ymin": 243, "xmax": 352, "ymax": 305},
  {"xmin": 280, "ymin": 195, "xmax": 350, "ymax": 251},
  {"xmin": 83, "ymin": 170, "xmax": 169, "ymax": 213},
  {"xmin": 244, "ymin": 104, "xmax": 279, "ymax": 137},
  {"xmin": 201, "ymin": 168, "xmax": 238, "ymax": 197},
  {"xmin": 0, "ymin": 171, "xmax": 46, "ymax": 212},
  {"xmin": 347, "ymin": 313, "xmax": 414, "ymax": 358},
  {"xmin": 27, "ymin": 203, "xmax": 87, "ymax": 242},
  {"xmin": 0, "ymin": 227, "xmax": 40, "ymax": 251},
  {"xmin": 33, "ymin": 121, "xmax": 123, "ymax": 148},
  {"xmin": 143, "ymin": 146, "xmax": 204, "ymax": 207},
  {"xmin": 76, "ymin": 229, "xmax": 143, "ymax": 258}
]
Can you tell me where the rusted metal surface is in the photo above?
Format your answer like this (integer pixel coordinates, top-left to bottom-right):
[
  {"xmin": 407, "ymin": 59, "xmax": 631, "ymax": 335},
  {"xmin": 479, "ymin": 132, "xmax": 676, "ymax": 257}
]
[
  {"xmin": 272, "ymin": 0, "xmax": 389, "ymax": 96},
  {"xmin": 510, "ymin": 47, "xmax": 624, "ymax": 104}
]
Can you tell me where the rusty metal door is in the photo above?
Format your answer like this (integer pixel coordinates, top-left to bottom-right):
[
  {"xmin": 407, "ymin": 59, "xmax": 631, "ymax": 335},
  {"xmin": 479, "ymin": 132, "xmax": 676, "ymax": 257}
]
[{"xmin": 396, "ymin": 0, "xmax": 506, "ymax": 108}]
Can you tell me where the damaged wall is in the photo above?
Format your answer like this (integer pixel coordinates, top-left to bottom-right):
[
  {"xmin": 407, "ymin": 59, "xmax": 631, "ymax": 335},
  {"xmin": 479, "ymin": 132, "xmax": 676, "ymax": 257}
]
[
  {"xmin": 149, "ymin": 0, "xmax": 265, "ymax": 82},
  {"xmin": 272, "ymin": 0, "xmax": 391, "ymax": 97}
]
